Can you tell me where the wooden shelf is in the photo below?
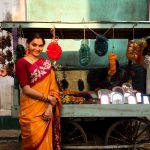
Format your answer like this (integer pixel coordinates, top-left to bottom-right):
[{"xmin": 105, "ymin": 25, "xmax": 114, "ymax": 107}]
[
  {"xmin": 11, "ymin": 104, "xmax": 150, "ymax": 117},
  {"xmin": 1, "ymin": 21, "xmax": 150, "ymax": 39},
  {"xmin": 61, "ymin": 104, "xmax": 150, "ymax": 117}
]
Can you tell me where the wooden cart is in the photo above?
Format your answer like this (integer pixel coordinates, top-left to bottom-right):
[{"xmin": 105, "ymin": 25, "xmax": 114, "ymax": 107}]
[
  {"xmin": 61, "ymin": 103, "xmax": 150, "ymax": 149},
  {"xmin": 2, "ymin": 21, "xmax": 150, "ymax": 149}
]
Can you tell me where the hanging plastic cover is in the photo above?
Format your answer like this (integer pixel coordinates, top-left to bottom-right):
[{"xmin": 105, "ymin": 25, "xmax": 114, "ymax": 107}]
[{"xmin": 94, "ymin": 35, "xmax": 108, "ymax": 56}]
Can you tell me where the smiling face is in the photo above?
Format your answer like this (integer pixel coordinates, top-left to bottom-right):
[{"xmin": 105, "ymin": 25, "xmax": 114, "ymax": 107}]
[{"xmin": 27, "ymin": 38, "xmax": 44, "ymax": 58}]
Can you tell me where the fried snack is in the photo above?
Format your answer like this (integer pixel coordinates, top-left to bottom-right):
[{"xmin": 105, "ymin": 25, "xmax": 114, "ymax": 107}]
[{"xmin": 108, "ymin": 52, "xmax": 117, "ymax": 77}]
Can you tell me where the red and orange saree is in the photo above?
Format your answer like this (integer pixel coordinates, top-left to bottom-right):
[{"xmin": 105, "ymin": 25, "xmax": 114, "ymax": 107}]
[{"xmin": 16, "ymin": 58, "xmax": 61, "ymax": 150}]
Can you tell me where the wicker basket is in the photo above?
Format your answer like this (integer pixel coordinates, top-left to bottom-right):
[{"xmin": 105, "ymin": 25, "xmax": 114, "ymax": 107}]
[{"xmin": 55, "ymin": 70, "xmax": 89, "ymax": 91}]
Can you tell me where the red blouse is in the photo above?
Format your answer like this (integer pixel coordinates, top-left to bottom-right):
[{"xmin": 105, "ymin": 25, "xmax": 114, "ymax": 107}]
[
  {"xmin": 15, "ymin": 58, "xmax": 52, "ymax": 88},
  {"xmin": 15, "ymin": 58, "xmax": 32, "ymax": 88}
]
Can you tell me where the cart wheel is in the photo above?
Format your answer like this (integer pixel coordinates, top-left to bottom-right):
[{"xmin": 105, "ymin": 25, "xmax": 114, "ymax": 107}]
[
  {"xmin": 61, "ymin": 120, "xmax": 88, "ymax": 145},
  {"xmin": 105, "ymin": 118, "xmax": 150, "ymax": 150}
]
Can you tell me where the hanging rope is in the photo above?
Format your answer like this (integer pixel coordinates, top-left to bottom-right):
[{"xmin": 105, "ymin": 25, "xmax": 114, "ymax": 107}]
[
  {"xmin": 103, "ymin": 24, "xmax": 116, "ymax": 36},
  {"xmin": 51, "ymin": 25, "xmax": 56, "ymax": 40},
  {"xmin": 84, "ymin": 26, "xmax": 86, "ymax": 45},
  {"xmin": 79, "ymin": 26, "xmax": 91, "ymax": 66},
  {"xmin": 133, "ymin": 26, "xmax": 135, "ymax": 40},
  {"xmin": 132, "ymin": 23, "xmax": 137, "ymax": 40},
  {"xmin": 92, "ymin": 24, "xmax": 116, "ymax": 57},
  {"xmin": 126, "ymin": 24, "xmax": 140, "ymax": 62},
  {"xmin": 84, "ymin": 24, "xmax": 116, "ymax": 37},
  {"xmin": 112, "ymin": 27, "xmax": 115, "ymax": 52}
]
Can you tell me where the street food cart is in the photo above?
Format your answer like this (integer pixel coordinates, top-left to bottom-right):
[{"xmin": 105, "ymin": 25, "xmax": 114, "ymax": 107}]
[{"xmin": 1, "ymin": 21, "xmax": 150, "ymax": 149}]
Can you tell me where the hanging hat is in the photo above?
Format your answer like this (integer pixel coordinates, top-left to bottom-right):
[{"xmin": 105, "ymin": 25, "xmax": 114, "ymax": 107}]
[
  {"xmin": 95, "ymin": 35, "xmax": 108, "ymax": 56},
  {"xmin": 79, "ymin": 44, "xmax": 91, "ymax": 66},
  {"xmin": 47, "ymin": 41, "xmax": 62, "ymax": 60}
]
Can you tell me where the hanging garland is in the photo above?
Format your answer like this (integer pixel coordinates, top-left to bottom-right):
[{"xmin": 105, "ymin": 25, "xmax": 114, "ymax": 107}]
[
  {"xmin": 126, "ymin": 39, "xmax": 147, "ymax": 65},
  {"xmin": 126, "ymin": 25, "xmax": 147, "ymax": 65},
  {"xmin": 0, "ymin": 29, "xmax": 14, "ymax": 77}
]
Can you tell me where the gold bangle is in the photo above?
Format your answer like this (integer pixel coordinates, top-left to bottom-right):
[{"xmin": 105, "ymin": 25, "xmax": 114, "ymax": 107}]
[
  {"xmin": 41, "ymin": 94, "xmax": 44, "ymax": 101},
  {"xmin": 46, "ymin": 95, "xmax": 51, "ymax": 102},
  {"xmin": 41, "ymin": 94, "xmax": 47, "ymax": 101}
]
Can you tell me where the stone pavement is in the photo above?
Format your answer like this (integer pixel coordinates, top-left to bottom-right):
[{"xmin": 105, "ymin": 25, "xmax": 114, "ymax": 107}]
[
  {"xmin": 0, "ymin": 130, "xmax": 21, "ymax": 150},
  {"xmin": 0, "ymin": 141, "xmax": 21, "ymax": 150}
]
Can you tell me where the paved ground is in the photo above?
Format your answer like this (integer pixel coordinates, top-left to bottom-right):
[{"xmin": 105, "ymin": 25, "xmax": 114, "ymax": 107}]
[
  {"xmin": 0, "ymin": 127, "xmax": 103, "ymax": 150},
  {"xmin": 0, "ymin": 120, "xmax": 106, "ymax": 149},
  {"xmin": 0, "ymin": 141, "xmax": 21, "ymax": 150},
  {"xmin": 1, "ymin": 120, "xmax": 149, "ymax": 150},
  {"xmin": 0, "ymin": 120, "xmax": 111, "ymax": 150},
  {"xmin": 0, "ymin": 130, "xmax": 21, "ymax": 150}
]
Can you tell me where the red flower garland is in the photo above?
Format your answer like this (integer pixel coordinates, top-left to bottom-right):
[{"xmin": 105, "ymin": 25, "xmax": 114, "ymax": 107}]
[{"xmin": 47, "ymin": 41, "xmax": 62, "ymax": 60}]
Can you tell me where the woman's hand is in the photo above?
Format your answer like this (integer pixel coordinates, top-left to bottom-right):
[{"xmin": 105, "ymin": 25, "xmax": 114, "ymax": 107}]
[
  {"xmin": 42, "ymin": 104, "xmax": 53, "ymax": 121},
  {"xmin": 47, "ymin": 95, "xmax": 57, "ymax": 106}
]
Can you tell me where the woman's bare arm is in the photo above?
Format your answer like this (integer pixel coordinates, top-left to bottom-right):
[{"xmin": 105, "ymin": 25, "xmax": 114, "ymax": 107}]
[
  {"xmin": 22, "ymin": 85, "xmax": 44, "ymax": 100},
  {"xmin": 22, "ymin": 85, "xmax": 56, "ymax": 105}
]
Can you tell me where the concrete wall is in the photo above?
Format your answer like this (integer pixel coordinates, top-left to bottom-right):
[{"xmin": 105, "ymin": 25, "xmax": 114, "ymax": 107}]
[
  {"xmin": 0, "ymin": 0, "xmax": 26, "ymax": 21},
  {"xmin": 27, "ymin": 0, "xmax": 147, "ymax": 21},
  {"xmin": 0, "ymin": 77, "xmax": 13, "ymax": 115}
]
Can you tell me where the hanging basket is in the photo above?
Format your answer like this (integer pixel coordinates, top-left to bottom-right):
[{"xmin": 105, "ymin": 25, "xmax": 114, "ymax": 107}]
[
  {"xmin": 95, "ymin": 35, "xmax": 108, "ymax": 56},
  {"xmin": 47, "ymin": 41, "xmax": 62, "ymax": 60},
  {"xmin": 79, "ymin": 44, "xmax": 91, "ymax": 66}
]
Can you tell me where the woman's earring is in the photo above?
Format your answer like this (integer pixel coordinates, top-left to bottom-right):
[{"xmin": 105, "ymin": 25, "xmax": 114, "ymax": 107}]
[{"xmin": 25, "ymin": 48, "xmax": 30, "ymax": 56}]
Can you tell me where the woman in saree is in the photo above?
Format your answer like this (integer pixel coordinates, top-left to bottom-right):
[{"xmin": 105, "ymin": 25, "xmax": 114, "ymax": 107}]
[{"xmin": 15, "ymin": 33, "xmax": 62, "ymax": 150}]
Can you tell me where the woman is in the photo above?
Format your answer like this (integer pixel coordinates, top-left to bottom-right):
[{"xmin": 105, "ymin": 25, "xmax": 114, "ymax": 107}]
[{"xmin": 15, "ymin": 33, "xmax": 62, "ymax": 150}]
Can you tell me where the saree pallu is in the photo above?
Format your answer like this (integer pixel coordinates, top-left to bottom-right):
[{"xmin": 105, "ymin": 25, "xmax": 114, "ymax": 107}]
[{"xmin": 19, "ymin": 60, "xmax": 61, "ymax": 150}]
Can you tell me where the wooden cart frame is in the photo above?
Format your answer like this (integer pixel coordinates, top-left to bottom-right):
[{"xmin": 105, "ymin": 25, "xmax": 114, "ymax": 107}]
[
  {"xmin": 61, "ymin": 103, "xmax": 150, "ymax": 149},
  {"xmin": 2, "ymin": 21, "xmax": 150, "ymax": 149}
]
